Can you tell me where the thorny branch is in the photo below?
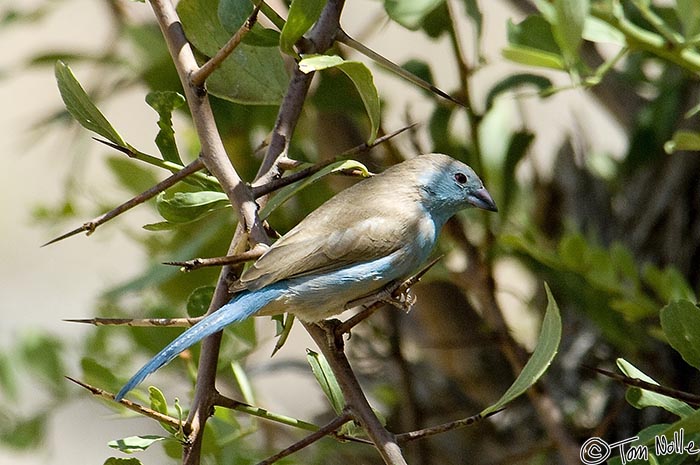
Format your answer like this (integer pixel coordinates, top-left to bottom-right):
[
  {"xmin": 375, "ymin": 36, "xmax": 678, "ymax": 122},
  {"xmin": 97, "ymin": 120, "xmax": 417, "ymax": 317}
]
[
  {"xmin": 67, "ymin": 377, "xmax": 186, "ymax": 432},
  {"xmin": 190, "ymin": 2, "xmax": 261, "ymax": 87},
  {"xmin": 254, "ymin": 410, "xmax": 353, "ymax": 465},
  {"xmin": 70, "ymin": 1, "xmax": 522, "ymax": 464},
  {"xmin": 141, "ymin": 1, "xmax": 417, "ymax": 464}
]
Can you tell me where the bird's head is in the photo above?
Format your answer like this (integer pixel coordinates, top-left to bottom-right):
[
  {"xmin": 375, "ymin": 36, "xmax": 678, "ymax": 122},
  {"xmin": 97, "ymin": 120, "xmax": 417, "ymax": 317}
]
[{"xmin": 410, "ymin": 153, "xmax": 497, "ymax": 221}]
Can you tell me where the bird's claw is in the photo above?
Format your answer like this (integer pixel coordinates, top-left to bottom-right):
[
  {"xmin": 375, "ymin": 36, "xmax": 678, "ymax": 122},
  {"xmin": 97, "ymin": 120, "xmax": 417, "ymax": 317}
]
[{"xmin": 380, "ymin": 287, "xmax": 416, "ymax": 313}]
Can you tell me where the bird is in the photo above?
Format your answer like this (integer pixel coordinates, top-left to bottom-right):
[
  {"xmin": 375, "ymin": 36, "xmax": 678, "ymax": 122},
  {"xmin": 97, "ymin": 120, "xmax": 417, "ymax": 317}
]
[{"xmin": 115, "ymin": 153, "xmax": 497, "ymax": 401}]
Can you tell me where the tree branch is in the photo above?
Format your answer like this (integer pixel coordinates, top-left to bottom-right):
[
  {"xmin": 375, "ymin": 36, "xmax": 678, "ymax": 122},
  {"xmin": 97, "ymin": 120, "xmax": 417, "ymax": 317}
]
[
  {"xmin": 145, "ymin": 2, "xmax": 273, "ymax": 465},
  {"xmin": 164, "ymin": 247, "xmax": 266, "ymax": 272},
  {"xmin": 148, "ymin": 0, "xmax": 267, "ymax": 246},
  {"xmin": 396, "ymin": 409, "xmax": 500, "ymax": 444},
  {"xmin": 303, "ymin": 321, "xmax": 408, "ymax": 465},
  {"xmin": 254, "ymin": 410, "xmax": 353, "ymax": 465},
  {"xmin": 42, "ymin": 157, "xmax": 205, "ymax": 246},
  {"xmin": 64, "ymin": 317, "xmax": 202, "ymax": 327},
  {"xmin": 67, "ymin": 377, "xmax": 186, "ymax": 432},
  {"xmin": 256, "ymin": 0, "xmax": 346, "ymax": 182},
  {"xmin": 190, "ymin": 3, "xmax": 261, "ymax": 87}
]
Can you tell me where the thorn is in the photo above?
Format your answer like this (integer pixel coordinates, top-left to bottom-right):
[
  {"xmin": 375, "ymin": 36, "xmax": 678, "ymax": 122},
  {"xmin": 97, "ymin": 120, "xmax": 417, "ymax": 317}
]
[{"xmin": 41, "ymin": 224, "xmax": 92, "ymax": 247}]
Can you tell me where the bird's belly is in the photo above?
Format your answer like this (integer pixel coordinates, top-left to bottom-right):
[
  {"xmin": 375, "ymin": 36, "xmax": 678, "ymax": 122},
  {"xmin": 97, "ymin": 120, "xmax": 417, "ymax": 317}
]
[{"xmin": 257, "ymin": 245, "xmax": 433, "ymax": 322}]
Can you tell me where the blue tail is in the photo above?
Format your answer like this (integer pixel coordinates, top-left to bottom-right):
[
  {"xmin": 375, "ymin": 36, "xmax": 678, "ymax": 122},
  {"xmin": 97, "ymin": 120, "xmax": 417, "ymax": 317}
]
[{"xmin": 115, "ymin": 285, "xmax": 285, "ymax": 401}]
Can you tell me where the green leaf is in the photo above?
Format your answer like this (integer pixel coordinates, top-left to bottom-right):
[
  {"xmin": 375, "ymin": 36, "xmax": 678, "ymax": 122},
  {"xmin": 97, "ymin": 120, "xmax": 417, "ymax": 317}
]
[
  {"xmin": 149, "ymin": 386, "xmax": 181, "ymax": 434},
  {"xmin": 280, "ymin": 0, "xmax": 326, "ymax": 56},
  {"xmin": 218, "ymin": 0, "xmax": 281, "ymax": 47},
  {"xmin": 225, "ymin": 317, "xmax": 257, "ymax": 358},
  {"xmin": 507, "ymin": 16, "xmax": 561, "ymax": 55},
  {"xmin": 271, "ymin": 314, "xmax": 295, "ymax": 356},
  {"xmin": 401, "ymin": 59, "xmax": 434, "ymax": 87},
  {"xmin": 627, "ymin": 408, "xmax": 700, "ymax": 451},
  {"xmin": 306, "ymin": 349, "xmax": 345, "ymax": 414},
  {"xmin": 661, "ymin": 300, "xmax": 700, "ymax": 371},
  {"xmin": 145, "ymin": 91, "xmax": 185, "ymax": 164},
  {"xmin": 106, "ymin": 156, "xmax": 160, "ymax": 195},
  {"xmin": 55, "ymin": 61, "xmax": 125, "ymax": 145},
  {"xmin": 616, "ymin": 358, "xmax": 695, "ymax": 418},
  {"xmin": 231, "ymin": 361, "xmax": 256, "ymax": 404},
  {"xmin": 502, "ymin": 46, "xmax": 566, "ymax": 70},
  {"xmin": 677, "ymin": 0, "xmax": 700, "ymax": 38},
  {"xmin": 299, "ymin": 55, "xmax": 380, "ymax": 142},
  {"xmin": 186, "ymin": 286, "xmax": 215, "ymax": 318},
  {"xmin": 485, "ymin": 73, "xmax": 553, "ymax": 111},
  {"xmin": 178, "ymin": 0, "xmax": 288, "ymax": 105},
  {"xmin": 583, "ymin": 15, "xmax": 626, "ymax": 46},
  {"xmin": 108, "ymin": 435, "xmax": 168, "ymax": 453},
  {"xmin": 21, "ymin": 332, "xmax": 66, "ymax": 398},
  {"xmin": 81, "ymin": 357, "xmax": 120, "ymax": 393},
  {"xmin": 259, "ymin": 159, "xmax": 371, "ymax": 219},
  {"xmin": 643, "ymin": 265, "xmax": 696, "ymax": 302},
  {"xmin": 504, "ymin": 16, "xmax": 565, "ymax": 70},
  {"xmin": 0, "ymin": 414, "xmax": 46, "ymax": 450},
  {"xmin": 156, "ymin": 191, "xmax": 230, "ymax": 224},
  {"xmin": 149, "ymin": 386, "xmax": 169, "ymax": 416},
  {"xmin": 551, "ymin": 0, "xmax": 589, "ymax": 66},
  {"xmin": 481, "ymin": 283, "xmax": 562, "ymax": 416},
  {"xmin": 0, "ymin": 352, "xmax": 18, "ymax": 401},
  {"xmin": 384, "ymin": 0, "xmax": 445, "ymax": 30},
  {"xmin": 664, "ymin": 130, "xmax": 700, "ymax": 154}
]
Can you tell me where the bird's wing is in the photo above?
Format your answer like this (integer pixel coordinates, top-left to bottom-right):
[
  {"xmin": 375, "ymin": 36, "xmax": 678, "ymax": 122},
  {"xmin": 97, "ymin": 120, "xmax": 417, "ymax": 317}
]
[{"xmin": 239, "ymin": 211, "xmax": 408, "ymax": 290}]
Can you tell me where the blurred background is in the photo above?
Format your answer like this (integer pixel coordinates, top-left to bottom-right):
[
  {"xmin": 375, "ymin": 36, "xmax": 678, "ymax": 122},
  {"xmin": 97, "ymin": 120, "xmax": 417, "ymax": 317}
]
[{"xmin": 2, "ymin": 0, "xmax": 698, "ymax": 464}]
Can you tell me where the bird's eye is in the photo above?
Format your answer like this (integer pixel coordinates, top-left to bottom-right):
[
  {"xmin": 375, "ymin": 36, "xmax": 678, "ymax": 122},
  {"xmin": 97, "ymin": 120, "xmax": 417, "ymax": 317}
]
[{"xmin": 454, "ymin": 172, "xmax": 468, "ymax": 184}]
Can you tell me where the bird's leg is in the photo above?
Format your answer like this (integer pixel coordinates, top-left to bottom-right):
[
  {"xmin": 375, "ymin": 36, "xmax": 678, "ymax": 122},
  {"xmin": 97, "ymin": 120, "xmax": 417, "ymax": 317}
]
[
  {"xmin": 338, "ymin": 256, "xmax": 444, "ymax": 336},
  {"xmin": 344, "ymin": 280, "xmax": 402, "ymax": 310},
  {"xmin": 377, "ymin": 285, "xmax": 416, "ymax": 313}
]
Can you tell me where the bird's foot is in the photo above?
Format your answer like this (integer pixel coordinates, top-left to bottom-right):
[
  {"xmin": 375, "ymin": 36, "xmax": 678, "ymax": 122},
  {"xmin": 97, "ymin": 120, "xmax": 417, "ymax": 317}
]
[{"xmin": 379, "ymin": 286, "xmax": 416, "ymax": 313}]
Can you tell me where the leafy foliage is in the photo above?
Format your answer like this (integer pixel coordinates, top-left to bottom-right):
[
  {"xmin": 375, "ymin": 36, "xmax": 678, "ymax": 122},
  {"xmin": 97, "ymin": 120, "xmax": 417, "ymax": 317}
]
[{"xmin": 5, "ymin": 0, "xmax": 700, "ymax": 464}]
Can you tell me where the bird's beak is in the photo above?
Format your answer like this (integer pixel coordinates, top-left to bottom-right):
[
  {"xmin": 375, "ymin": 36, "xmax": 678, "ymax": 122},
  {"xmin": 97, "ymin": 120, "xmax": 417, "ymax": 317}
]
[{"xmin": 468, "ymin": 187, "xmax": 498, "ymax": 212}]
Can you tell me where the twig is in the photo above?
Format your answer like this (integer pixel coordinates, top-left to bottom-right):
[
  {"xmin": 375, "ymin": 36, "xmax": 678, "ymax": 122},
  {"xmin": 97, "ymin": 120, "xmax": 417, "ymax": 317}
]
[
  {"xmin": 585, "ymin": 365, "xmax": 700, "ymax": 406},
  {"xmin": 163, "ymin": 123, "xmax": 418, "ymax": 271},
  {"xmin": 42, "ymin": 157, "xmax": 205, "ymax": 246},
  {"xmin": 91, "ymin": 138, "xmax": 209, "ymax": 178},
  {"xmin": 590, "ymin": 5, "xmax": 700, "ymax": 74},
  {"xmin": 341, "ymin": 122, "xmax": 418, "ymax": 157},
  {"xmin": 256, "ymin": 0, "xmax": 346, "ymax": 182},
  {"xmin": 64, "ymin": 317, "xmax": 202, "ymax": 327},
  {"xmin": 396, "ymin": 409, "xmax": 502, "ymax": 443},
  {"xmin": 336, "ymin": 28, "xmax": 465, "ymax": 107},
  {"xmin": 214, "ymin": 392, "xmax": 320, "ymax": 431},
  {"xmin": 66, "ymin": 376, "xmax": 186, "ymax": 432},
  {"xmin": 303, "ymin": 321, "xmax": 408, "ymax": 465},
  {"xmin": 146, "ymin": 2, "xmax": 270, "ymax": 464},
  {"xmin": 257, "ymin": 71, "xmax": 314, "ymax": 181},
  {"xmin": 252, "ymin": 158, "xmax": 336, "ymax": 197},
  {"xmin": 149, "ymin": 0, "xmax": 267, "ymax": 247},
  {"xmin": 254, "ymin": 410, "xmax": 353, "ymax": 465},
  {"xmin": 150, "ymin": 2, "xmax": 351, "ymax": 465},
  {"xmin": 190, "ymin": 3, "xmax": 261, "ymax": 87},
  {"xmin": 164, "ymin": 247, "xmax": 266, "ymax": 272},
  {"xmin": 252, "ymin": 123, "xmax": 417, "ymax": 197}
]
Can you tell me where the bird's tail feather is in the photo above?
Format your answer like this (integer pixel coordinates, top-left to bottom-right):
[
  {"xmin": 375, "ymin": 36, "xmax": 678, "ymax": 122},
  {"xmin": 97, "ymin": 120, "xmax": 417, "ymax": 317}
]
[{"xmin": 115, "ymin": 285, "xmax": 284, "ymax": 401}]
